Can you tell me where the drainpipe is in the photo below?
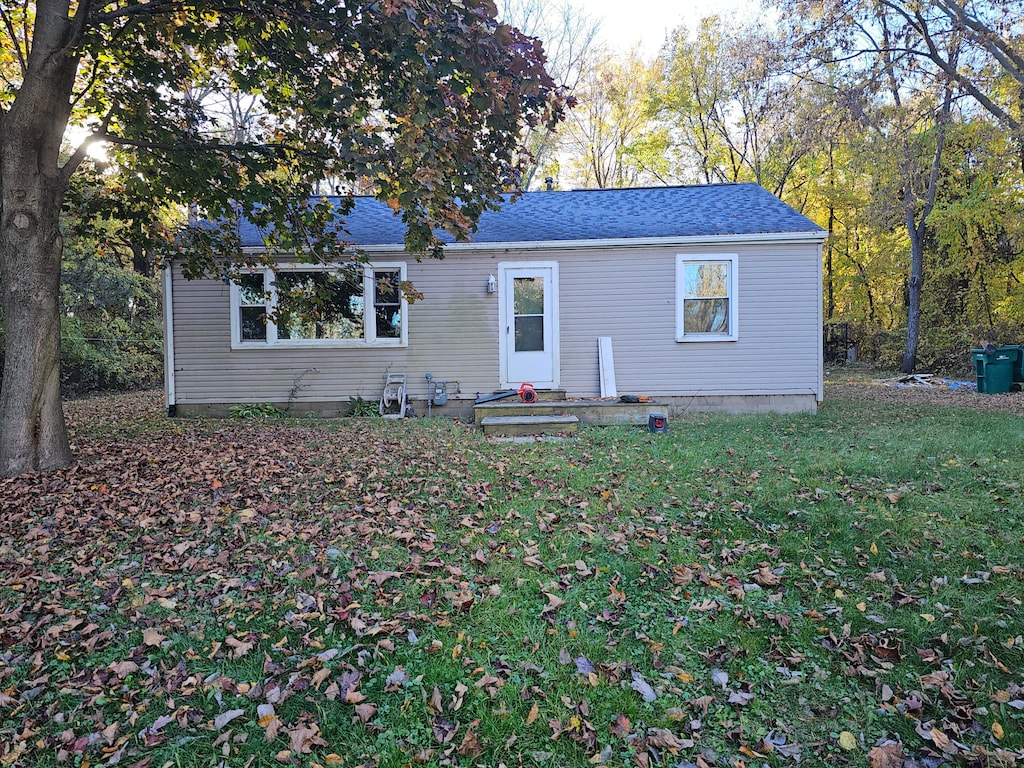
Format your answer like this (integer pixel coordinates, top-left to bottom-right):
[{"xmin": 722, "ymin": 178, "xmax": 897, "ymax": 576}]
[{"xmin": 162, "ymin": 263, "xmax": 177, "ymax": 417}]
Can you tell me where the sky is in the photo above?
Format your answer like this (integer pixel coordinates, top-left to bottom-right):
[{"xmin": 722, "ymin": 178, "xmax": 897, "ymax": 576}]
[{"xmin": 582, "ymin": 0, "xmax": 760, "ymax": 57}]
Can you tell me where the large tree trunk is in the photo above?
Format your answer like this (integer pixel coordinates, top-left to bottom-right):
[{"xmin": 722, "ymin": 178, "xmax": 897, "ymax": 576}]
[
  {"xmin": 900, "ymin": 228, "xmax": 925, "ymax": 373},
  {"xmin": 898, "ymin": 94, "xmax": 951, "ymax": 375},
  {"xmin": 0, "ymin": 202, "xmax": 72, "ymax": 475},
  {"xmin": 0, "ymin": 2, "xmax": 79, "ymax": 476}
]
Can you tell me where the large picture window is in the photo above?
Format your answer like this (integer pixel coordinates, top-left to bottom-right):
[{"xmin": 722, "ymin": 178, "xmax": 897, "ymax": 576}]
[
  {"xmin": 230, "ymin": 264, "xmax": 407, "ymax": 348},
  {"xmin": 675, "ymin": 254, "xmax": 738, "ymax": 342}
]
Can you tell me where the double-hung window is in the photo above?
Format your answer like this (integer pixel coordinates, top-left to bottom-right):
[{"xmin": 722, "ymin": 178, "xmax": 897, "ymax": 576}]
[
  {"xmin": 230, "ymin": 263, "xmax": 407, "ymax": 348},
  {"xmin": 675, "ymin": 254, "xmax": 738, "ymax": 342}
]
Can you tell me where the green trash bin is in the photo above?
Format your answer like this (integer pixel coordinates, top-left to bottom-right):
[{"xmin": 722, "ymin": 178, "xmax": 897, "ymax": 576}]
[
  {"xmin": 971, "ymin": 346, "xmax": 1017, "ymax": 394},
  {"xmin": 999, "ymin": 344, "xmax": 1024, "ymax": 383}
]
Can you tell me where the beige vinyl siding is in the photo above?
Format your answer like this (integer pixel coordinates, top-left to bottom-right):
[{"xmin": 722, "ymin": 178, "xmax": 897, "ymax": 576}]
[
  {"xmin": 170, "ymin": 258, "xmax": 503, "ymax": 405},
  {"xmin": 168, "ymin": 238, "xmax": 822, "ymax": 406},
  {"xmin": 554, "ymin": 243, "xmax": 822, "ymax": 398}
]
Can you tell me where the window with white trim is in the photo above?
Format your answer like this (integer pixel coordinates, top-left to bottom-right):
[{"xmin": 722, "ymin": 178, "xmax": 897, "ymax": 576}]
[
  {"xmin": 675, "ymin": 254, "xmax": 738, "ymax": 342},
  {"xmin": 230, "ymin": 263, "xmax": 407, "ymax": 348}
]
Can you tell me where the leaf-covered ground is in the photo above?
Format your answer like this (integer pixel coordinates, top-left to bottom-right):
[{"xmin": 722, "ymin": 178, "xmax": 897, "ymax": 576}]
[
  {"xmin": 826, "ymin": 366, "xmax": 1024, "ymax": 415},
  {"xmin": 1, "ymin": 386, "xmax": 1023, "ymax": 768}
]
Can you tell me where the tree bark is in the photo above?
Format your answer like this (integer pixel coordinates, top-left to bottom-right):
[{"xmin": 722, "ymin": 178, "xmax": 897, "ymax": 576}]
[
  {"xmin": 825, "ymin": 206, "xmax": 835, "ymax": 321},
  {"xmin": 900, "ymin": 224, "xmax": 926, "ymax": 373},
  {"xmin": 0, "ymin": 0, "xmax": 79, "ymax": 476},
  {"xmin": 0, "ymin": 216, "xmax": 72, "ymax": 475},
  {"xmin": 899, "ymin": 87, "xmax": 952, "ymax": 375}
]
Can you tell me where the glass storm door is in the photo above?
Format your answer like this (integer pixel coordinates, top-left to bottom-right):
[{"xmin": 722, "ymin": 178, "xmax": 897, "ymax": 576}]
[{"xmin": 500, "ymin": 264, "xmax": 558, "ymax": 389}]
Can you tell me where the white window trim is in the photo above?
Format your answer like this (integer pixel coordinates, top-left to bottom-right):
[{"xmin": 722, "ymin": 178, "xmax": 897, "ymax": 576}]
[
  {"xmin": 675, "ymin": 253, "xmax": 739, "ymax": 342},
  {"xmin": 229, "ymin": 262, "xmax": 408, "ymax": 349}
]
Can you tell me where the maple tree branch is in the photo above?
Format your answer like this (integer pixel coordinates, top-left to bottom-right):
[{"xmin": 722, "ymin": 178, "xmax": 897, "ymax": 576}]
[
  {"xmin": 88, "ymin": 0, "xmax": 183, "ymax": 23},
  {"xmin": 69, "ymin": 52, "xmax": 104, "ymax": 110},
  {"xmin": 0, "ymin": 3, "xmax": 28, "ymax": 76},
  {"xmin": 60, "ymin": 106, "xmax": 116, "ymax": 185},
  {"xmin": 67, "ymin": 0, "xmax": 95, "ymax": 50},
  {"xmin": 87, "ymin": 0, "xmax": 308, "ymax": 24},
  {"xmin": 100, "ymin": 133, "xmax": 345, "ymax": 164}
]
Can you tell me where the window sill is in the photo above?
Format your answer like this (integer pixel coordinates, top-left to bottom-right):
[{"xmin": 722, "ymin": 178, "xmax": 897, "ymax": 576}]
[
  {"xmin": 675, "ymin": 335, "xmax": 738, "ymax": 343},
  {"xmin": 230, "ymin": 340, "xmax": 408, "ymax": 350}
]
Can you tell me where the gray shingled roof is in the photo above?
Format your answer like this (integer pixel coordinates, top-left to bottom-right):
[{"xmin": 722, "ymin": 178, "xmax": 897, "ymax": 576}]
[{"xmin": 236, "ymin": 183, "xmax": 824, "ymax": 248}]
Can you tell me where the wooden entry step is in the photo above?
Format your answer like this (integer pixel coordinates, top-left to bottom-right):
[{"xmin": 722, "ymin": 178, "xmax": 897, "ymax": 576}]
[
  {"xmin": 474, "ymin": 399, "xmax": 664, "ymax": 427},
  {"xmin": 531, "ymin": 389, "xmax": 567, "ymax": 401},
  {"xmin": 480, "ymin": 414, "xmax": 579, "ymax": 437},
  {"xmin": 476, "ymin": 389, "xmax": 566, "ymax": 404}
]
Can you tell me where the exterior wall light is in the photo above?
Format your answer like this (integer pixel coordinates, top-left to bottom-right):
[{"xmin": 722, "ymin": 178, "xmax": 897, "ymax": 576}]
[{"xmin": 486, "ymin": 274, "xmax": 497, "ymax": 293}]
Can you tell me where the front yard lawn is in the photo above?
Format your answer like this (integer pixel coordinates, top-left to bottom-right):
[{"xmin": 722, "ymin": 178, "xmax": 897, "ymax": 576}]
[{"xmin": 1, "ymin": 387, "xmax": 1022, "ymax": 767}]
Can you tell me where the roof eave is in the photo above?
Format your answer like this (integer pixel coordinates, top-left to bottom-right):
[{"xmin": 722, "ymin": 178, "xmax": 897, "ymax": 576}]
[{"xmin": 240, "ymin": 229, "xmax": 828, "ymax": 255}]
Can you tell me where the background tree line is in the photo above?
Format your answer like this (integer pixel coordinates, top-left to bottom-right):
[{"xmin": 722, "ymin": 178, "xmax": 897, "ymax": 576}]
[{"xmin": 526, "ymin": 0, "xmax": 1024, "ymax": 375}]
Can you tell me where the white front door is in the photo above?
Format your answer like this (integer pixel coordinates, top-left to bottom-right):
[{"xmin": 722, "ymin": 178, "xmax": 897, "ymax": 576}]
[{"xmin": 500, "ymin": 263, "xmax": 559, "ymax": 389}]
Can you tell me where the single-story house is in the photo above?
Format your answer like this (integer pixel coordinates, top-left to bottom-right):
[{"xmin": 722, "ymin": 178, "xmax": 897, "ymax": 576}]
[{"xmin": 162, "ymin": 183, "xmax": 827, "ymax": 418}]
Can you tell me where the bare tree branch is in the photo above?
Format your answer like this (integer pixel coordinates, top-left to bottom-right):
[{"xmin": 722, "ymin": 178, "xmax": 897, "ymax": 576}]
[
  {"xmin": 908, "ymin": 4, "xmax": 1022, "ymax": 132},
  {"xmin": 931, "ymin": 0, "xmax": 1024, "ymax": 86}
]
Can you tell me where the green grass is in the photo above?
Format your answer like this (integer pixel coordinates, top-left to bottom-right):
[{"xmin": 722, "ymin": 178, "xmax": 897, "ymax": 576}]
[{"xmin": 1, "ymin": 392, "xmax": 1022, "ymax": 767}]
